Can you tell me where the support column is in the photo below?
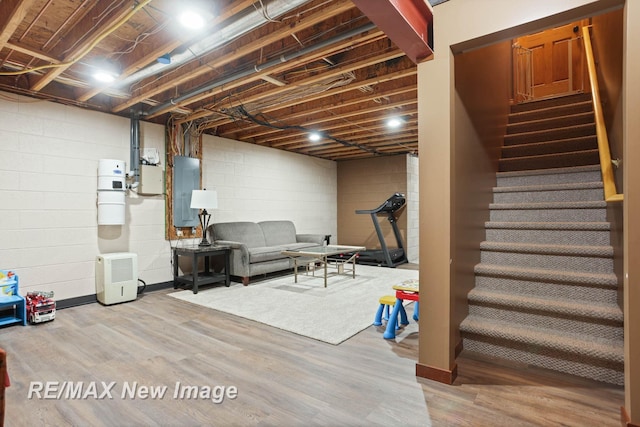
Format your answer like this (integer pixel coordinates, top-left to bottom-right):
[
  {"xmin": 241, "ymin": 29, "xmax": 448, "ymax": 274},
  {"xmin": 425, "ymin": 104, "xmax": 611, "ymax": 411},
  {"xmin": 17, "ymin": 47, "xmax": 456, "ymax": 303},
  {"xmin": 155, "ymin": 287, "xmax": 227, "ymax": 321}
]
[{"xmin": 416, "ymin": 43, "xmax": 457, "ymax": 384}]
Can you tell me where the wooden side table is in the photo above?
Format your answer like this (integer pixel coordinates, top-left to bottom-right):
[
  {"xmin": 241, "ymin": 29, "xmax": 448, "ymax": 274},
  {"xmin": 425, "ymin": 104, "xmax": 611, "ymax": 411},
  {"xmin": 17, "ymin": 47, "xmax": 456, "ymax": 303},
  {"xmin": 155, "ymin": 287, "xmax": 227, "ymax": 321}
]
[{"xmin": 173, "ymin": 245, "xmax": 230, "ymax": 294}]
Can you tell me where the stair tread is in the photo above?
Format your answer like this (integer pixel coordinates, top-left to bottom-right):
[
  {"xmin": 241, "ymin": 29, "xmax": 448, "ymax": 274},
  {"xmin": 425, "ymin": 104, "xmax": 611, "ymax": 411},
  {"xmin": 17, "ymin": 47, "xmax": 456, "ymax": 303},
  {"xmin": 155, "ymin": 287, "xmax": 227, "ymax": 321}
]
[
  {"xmin": 509, "ymin": 100, "xmax": 593, "ymax": 122},
  {"xmin": 504, "ymin": 123, "xmax": 595, "ymax": 138},
  {"xmin": 485, "ymin": 221, "xmax": 610, "ymax": 230},
  {"xmin": 468, "ymin": 288, "xmax": 623, "ymax": 321},
  {"xmin": 496, "ymin": 164, "xmax": 600, "ymax": 178},
  {"xmin": 475, "ymin": 263, "xmax": 618, "ymax": 286},
  {"xmin": 499, "ymin": 148, "xmax": 599, "ymax": 162},
  {"xmin": 493, "ymin": 181, "xmax": 603, "ymax": 193},
  {"xmin": 490, "ymin": 200, "xmax": 606, "ymax": 209},
  {"xmin": 480, "ymin": 241, "xmax": 613, "ymax": 257},
  {"xmin": 501, "ymin": 137, "xmax": 598, "ymax": 159},
  {"xmin": 510, "ymin": 94, "xmax": 592, "ymax": 113},
  {"xmin": 506, "ymin": 111, "xmax": 594, "ymax": 129},
  {"xmin": 460, "ymin": 315, "xmax": 623, "ymax": 362}
]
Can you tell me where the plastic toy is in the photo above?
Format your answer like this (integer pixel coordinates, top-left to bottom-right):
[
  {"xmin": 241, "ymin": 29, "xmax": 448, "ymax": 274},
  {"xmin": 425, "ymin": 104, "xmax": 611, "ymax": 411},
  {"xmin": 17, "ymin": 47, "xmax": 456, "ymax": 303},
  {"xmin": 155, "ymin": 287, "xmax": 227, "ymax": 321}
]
[{"xmin": 25, "ymin": 291, "xmax": 56, "ymax": 324}]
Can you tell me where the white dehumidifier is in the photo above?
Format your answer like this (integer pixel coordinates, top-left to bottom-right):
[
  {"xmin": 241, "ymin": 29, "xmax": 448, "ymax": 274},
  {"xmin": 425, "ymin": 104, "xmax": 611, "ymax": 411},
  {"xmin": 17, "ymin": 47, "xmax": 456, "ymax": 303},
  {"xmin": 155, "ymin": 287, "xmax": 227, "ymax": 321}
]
[{"xmin": 96, "ymin": 253, "xmax": 138, "ymax": 305}]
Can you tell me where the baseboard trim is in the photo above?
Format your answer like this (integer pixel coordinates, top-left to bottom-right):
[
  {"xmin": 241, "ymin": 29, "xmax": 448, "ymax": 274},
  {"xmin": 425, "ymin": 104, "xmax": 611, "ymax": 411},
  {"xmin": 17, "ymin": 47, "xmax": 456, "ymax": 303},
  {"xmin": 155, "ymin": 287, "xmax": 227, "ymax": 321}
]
[
  {"xmin": 621, "ymin": 406, "xmax": 640, "ymax": 427},
  {"xmin": 416, "ymin": 362, "xmax": 458, "ymax": 385},
  {"xmin": 56, "ymin": 294, "xmax": 97, "ymax": 309},
  {"xmin": 56, "ymin": 281, "xmax": 174, "ymax": 309}
]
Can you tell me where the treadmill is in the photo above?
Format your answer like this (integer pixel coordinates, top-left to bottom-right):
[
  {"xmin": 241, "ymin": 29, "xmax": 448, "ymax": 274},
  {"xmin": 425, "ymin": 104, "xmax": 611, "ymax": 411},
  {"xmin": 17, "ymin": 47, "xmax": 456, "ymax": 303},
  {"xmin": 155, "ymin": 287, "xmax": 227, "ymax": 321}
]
[{"xmin": 355, "ymin": 192, "xmax": 408, "ymax": 267}]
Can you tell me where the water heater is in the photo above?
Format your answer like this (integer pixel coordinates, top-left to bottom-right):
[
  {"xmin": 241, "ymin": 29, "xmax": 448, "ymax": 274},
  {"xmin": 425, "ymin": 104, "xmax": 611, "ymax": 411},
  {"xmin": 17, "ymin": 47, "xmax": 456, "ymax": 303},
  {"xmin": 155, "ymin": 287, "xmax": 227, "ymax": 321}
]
[
  {"xmin": 95, "ymin": 253, "xmax": 138, "ymax": 305},
  {"xmin": 97, "ymin": 159, "xmax": 126, "ymax": 225}
]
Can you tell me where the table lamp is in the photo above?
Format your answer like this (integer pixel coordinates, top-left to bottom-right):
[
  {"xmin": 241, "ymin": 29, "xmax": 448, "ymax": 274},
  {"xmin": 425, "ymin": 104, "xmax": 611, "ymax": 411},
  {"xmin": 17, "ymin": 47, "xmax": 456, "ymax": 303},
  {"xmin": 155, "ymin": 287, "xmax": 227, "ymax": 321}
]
[{"xmin": 190, "ymin": 189, "xmax": 218, "ymax": 246}]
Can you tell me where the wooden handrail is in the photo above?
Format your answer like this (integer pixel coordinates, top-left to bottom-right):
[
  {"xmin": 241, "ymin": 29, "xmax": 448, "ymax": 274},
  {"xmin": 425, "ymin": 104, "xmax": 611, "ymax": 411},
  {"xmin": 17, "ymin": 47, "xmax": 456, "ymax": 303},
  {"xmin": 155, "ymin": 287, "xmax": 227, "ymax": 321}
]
[{"xmin": 582, "ymin": 26, "xmax": 624, "ymax": 203}]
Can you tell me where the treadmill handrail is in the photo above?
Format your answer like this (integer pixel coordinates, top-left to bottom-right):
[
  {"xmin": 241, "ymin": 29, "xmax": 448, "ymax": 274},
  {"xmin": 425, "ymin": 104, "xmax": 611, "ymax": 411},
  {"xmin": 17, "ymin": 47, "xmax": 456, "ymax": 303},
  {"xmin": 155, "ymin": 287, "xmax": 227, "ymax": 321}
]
[{"xmin": 355, "ymin": 192, "xmax": 406, "ymax": 215}]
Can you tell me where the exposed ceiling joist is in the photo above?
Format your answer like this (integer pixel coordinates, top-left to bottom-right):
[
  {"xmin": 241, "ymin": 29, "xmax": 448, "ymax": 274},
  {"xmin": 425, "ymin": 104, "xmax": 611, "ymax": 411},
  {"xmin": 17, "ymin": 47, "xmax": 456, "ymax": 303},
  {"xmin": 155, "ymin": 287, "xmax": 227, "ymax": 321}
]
[{"xmin": 0, "ymin": 0, "xmax": 434, "ymax": 160}]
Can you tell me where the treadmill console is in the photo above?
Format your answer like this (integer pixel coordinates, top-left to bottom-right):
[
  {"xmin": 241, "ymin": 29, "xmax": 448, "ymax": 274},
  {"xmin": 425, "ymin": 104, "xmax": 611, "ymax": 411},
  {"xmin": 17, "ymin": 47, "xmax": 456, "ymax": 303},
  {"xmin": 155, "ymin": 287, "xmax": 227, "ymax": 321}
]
[{"xmin": 356, "ymin": 192, "xmax": 406, "ymax": 215}]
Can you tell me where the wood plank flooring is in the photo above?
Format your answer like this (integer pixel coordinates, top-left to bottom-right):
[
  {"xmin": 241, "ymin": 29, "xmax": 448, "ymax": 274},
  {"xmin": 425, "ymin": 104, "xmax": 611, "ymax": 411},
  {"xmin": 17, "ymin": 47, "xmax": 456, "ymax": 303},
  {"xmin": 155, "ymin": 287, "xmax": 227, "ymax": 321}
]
[{"xmin": 0, "ymin": 286, "xmax": 624, "ymax": 426}]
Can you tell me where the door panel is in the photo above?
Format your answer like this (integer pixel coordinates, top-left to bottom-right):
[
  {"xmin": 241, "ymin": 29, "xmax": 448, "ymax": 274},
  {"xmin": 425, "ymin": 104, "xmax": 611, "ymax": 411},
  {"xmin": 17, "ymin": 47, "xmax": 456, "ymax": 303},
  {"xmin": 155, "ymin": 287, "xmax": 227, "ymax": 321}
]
[{"xmin": 514, "ymin": 21, "xmax": 589, "ymax": 100}]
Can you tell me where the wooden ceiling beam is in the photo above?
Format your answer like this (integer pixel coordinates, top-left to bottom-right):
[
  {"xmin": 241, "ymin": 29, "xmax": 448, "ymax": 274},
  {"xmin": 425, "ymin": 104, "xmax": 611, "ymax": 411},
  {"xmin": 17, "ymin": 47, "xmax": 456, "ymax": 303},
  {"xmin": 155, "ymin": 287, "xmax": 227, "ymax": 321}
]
[
  {"xmin": 241, "ymin": 96, "xmax": 416, "ymax": 144},
  {"xmin": 161, "ymin": 31, "xmax": 389, "ymax": 122},
  {"xmin": 306, "ymin": 136, "xmax": 419, "ymax": 154},
  {"xmin": 146, "ymin": 39, "xmax": 401, "ymax": 120},
  {"xmin": 0, "ymin": 0, "xmax": 39, "ymax": 47},
  {"xmin": 214, "ymin": 56, "xmax": 412, "ymax": 138},
  {"xmin": 244, "ymin": 87, "xmax": 416, "ymax": 142},
  {"xmin": 4, "ymin": 41, "xmax": 59, "ymax": 63},
  {"xmin": 30, "ymin": 1, "xmax": 151, "ymax": 92},
  {"xmin": 197, "ymin": 65, "xmax": 414, "ymax": 128},
  {"xmin": 253, "ymin": 106, "xmax": 417, "ymax": 145},
  {"xmin": 77, "ymin": 0, "xmax": 258, "ymax": 103},
  {"xmin": 262, "ymin": 122, "xmax": 418, "ymax": 149},
  {"xmin": 181, "ymin": 33, "xmax": 398, "ymax": 124},
  {"xmin": 112, "ymin": 0, "xmax": 356, "ymax": 114},
  {"xmin": 301, "ymin": 143, "xmax": 417, "ymax": 160},
  {"xmin": 249, "ymin": 112, "xmax": 415, "ymax": 148},
  {"xmin": 273, "ymin": 125, "xmax": 417, "ymax": 151}
]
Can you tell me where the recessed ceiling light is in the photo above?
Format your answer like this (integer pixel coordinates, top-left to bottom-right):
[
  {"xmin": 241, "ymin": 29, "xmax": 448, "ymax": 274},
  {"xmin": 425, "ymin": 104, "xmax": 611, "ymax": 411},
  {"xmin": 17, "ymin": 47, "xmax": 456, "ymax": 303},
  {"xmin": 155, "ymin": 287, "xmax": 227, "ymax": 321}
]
[
  {"xmin": 90, "ymin": 58, "xmax": 120, "ymax": 84},
  {"xmin": 387, "ymin": 117, "xmax": 403, "ymax": 129},
  {"xmin": 179, "ymin": 10, "xmax": 206, "ymax": 29},
  {"xmin": 308, "ymin": 132, "xmax": 322, "ymax": 142},
  {"xmin": 93, "ymin": 71, "xmax": 117, "ymax": 83}
]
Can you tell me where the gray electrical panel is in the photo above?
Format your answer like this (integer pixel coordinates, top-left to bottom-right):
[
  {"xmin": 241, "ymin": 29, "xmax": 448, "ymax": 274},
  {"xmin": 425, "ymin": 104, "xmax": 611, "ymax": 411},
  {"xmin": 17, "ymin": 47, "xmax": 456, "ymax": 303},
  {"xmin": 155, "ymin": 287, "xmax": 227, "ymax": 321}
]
[{"xmin": 172, "ymin": 156, "xmax": 200, "ymax": 227}]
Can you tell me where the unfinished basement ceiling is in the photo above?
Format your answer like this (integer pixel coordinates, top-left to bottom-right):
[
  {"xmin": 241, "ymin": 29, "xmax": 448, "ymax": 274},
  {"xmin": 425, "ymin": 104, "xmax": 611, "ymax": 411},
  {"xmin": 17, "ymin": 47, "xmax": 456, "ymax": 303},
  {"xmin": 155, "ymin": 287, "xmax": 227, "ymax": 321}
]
[{"xmin": 0, "ymin": 0, "xmax": 438, "ymax": 161}]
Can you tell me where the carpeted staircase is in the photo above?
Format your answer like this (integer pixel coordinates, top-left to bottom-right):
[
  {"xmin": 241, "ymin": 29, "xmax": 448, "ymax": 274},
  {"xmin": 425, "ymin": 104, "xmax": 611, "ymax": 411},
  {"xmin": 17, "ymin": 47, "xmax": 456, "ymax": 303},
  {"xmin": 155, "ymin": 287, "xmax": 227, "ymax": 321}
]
[{"xmin": 460, "ymin": 93, "xmax": 624, "ymax": 385}]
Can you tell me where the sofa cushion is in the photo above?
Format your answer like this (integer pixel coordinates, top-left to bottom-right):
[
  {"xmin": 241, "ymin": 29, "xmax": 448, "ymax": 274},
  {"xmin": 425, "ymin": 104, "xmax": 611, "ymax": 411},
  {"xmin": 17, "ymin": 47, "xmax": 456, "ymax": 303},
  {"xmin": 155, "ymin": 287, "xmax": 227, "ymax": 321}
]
[
  {"xmin": 248, "ymin": 246, "xmax": 288, "ymax": 263},
  {"xmin": 211, "ymin": 222, "xmax": 266, "ymax": 248},
  {"xmin": 282, "ymin": 242, "xmax": 320, "ymax": 251},
  {"xmin": 258, "ymin": 220, "xmax": 298, "ymax": 246}
]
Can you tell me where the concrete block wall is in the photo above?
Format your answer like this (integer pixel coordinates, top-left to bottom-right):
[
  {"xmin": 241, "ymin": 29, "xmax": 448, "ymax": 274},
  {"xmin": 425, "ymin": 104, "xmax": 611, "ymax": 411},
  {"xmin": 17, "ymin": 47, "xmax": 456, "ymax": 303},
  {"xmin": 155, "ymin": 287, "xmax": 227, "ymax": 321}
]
[
  {"xmin": 0, "ymin": 92, "xmax": 337, "ymax": 301},
  {"xmin": 406, "ymin": 154, "xmax": 419, "ymax": 263},
  {"xmin": 202, "ymin": 135, "xmax": 337, "ymax": 237}
]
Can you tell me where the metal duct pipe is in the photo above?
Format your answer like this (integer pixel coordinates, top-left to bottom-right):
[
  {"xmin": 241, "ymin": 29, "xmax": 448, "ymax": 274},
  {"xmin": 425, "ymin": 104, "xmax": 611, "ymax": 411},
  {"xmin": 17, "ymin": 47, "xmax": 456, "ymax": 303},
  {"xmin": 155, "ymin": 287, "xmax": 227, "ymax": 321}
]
[
  {"xmin": 115, "ymin": 0, "xmax": 309, "ymax": 90},
  {"xmin": 145, "ymin": 22, "xmax": 377, "ymax": 116},
  {"xmin": 130, "ymin": 116, "xmax": 141, "ymax": 186}
]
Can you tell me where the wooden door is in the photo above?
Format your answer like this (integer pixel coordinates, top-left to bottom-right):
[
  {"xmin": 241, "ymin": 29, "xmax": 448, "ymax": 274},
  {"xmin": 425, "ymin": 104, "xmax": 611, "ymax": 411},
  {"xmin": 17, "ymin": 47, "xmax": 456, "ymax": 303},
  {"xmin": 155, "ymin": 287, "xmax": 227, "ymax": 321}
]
[{"xmin": 514, "ymin": 21, "xmax": 589, "ymax": 100}]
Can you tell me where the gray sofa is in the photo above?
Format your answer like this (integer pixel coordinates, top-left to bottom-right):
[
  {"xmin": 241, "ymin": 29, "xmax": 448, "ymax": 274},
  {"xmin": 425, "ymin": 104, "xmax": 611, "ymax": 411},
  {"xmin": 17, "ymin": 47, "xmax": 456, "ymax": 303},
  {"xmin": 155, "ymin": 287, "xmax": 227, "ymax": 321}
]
[{"xmin": 209, "ymin": 220, "xmax": 326, "ymax": 285}]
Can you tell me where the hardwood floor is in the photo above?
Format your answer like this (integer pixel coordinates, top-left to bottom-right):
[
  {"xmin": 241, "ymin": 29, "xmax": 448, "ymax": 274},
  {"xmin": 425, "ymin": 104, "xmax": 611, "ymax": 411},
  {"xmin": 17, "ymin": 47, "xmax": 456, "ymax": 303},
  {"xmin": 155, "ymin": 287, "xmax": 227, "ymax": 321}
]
[{"xmin": 0, "ymin": 286, "xmax": 623, "ymax": 426}]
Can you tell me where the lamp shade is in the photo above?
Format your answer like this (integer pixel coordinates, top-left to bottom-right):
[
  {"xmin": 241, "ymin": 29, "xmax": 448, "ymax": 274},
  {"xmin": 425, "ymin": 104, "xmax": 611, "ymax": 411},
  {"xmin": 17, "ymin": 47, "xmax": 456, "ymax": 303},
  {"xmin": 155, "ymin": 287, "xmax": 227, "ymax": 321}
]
[{"xmin": 190, "ymin": 189, "xmax": 218, "ymax": 209}]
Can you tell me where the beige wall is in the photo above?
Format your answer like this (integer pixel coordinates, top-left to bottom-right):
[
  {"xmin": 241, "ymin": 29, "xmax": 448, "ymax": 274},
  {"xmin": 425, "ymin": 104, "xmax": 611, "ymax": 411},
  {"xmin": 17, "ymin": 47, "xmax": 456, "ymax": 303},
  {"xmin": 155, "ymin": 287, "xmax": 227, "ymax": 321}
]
[
  {"xmin": 451, "ymin": 40, "xmax": 512, "ymax": 344},
  {"xmin": 590, "ymin": 9, "xmax": 626, "ymax": 310},
  {"xmin": 337, "ymin": 155, "xmax": 408, "ymax": 250},
  {"xmin": 417, "ymin": 0, "xmax": 633, "ymax": 408},
  {"xmin": 591, "ymin": 8, "xmax": 624, "ymax": 192}
]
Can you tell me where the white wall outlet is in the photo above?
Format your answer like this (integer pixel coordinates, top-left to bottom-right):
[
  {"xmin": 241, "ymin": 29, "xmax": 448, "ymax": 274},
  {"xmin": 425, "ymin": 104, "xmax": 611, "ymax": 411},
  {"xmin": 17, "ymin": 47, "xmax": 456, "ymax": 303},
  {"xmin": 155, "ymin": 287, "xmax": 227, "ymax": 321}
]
[{"xmin": 176, "ymin": 229, "xmax": 183, "ymax": 237}]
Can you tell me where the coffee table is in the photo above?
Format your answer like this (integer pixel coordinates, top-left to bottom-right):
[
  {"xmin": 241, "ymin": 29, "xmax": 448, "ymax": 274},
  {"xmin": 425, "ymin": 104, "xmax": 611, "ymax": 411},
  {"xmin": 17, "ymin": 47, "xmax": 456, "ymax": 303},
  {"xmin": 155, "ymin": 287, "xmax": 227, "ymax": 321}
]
[{"xmin": 281, "ymin": 245, "xmax": 366, "ymax": 287}]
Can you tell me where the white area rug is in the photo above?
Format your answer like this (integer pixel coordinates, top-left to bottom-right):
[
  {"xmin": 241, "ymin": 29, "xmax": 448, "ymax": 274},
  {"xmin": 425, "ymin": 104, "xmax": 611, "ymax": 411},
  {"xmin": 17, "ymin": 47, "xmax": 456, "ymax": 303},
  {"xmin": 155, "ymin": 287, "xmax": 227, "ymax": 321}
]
[{"xmin": 169, "ymin": 265, "xmax": 418, "ymax": 345}]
